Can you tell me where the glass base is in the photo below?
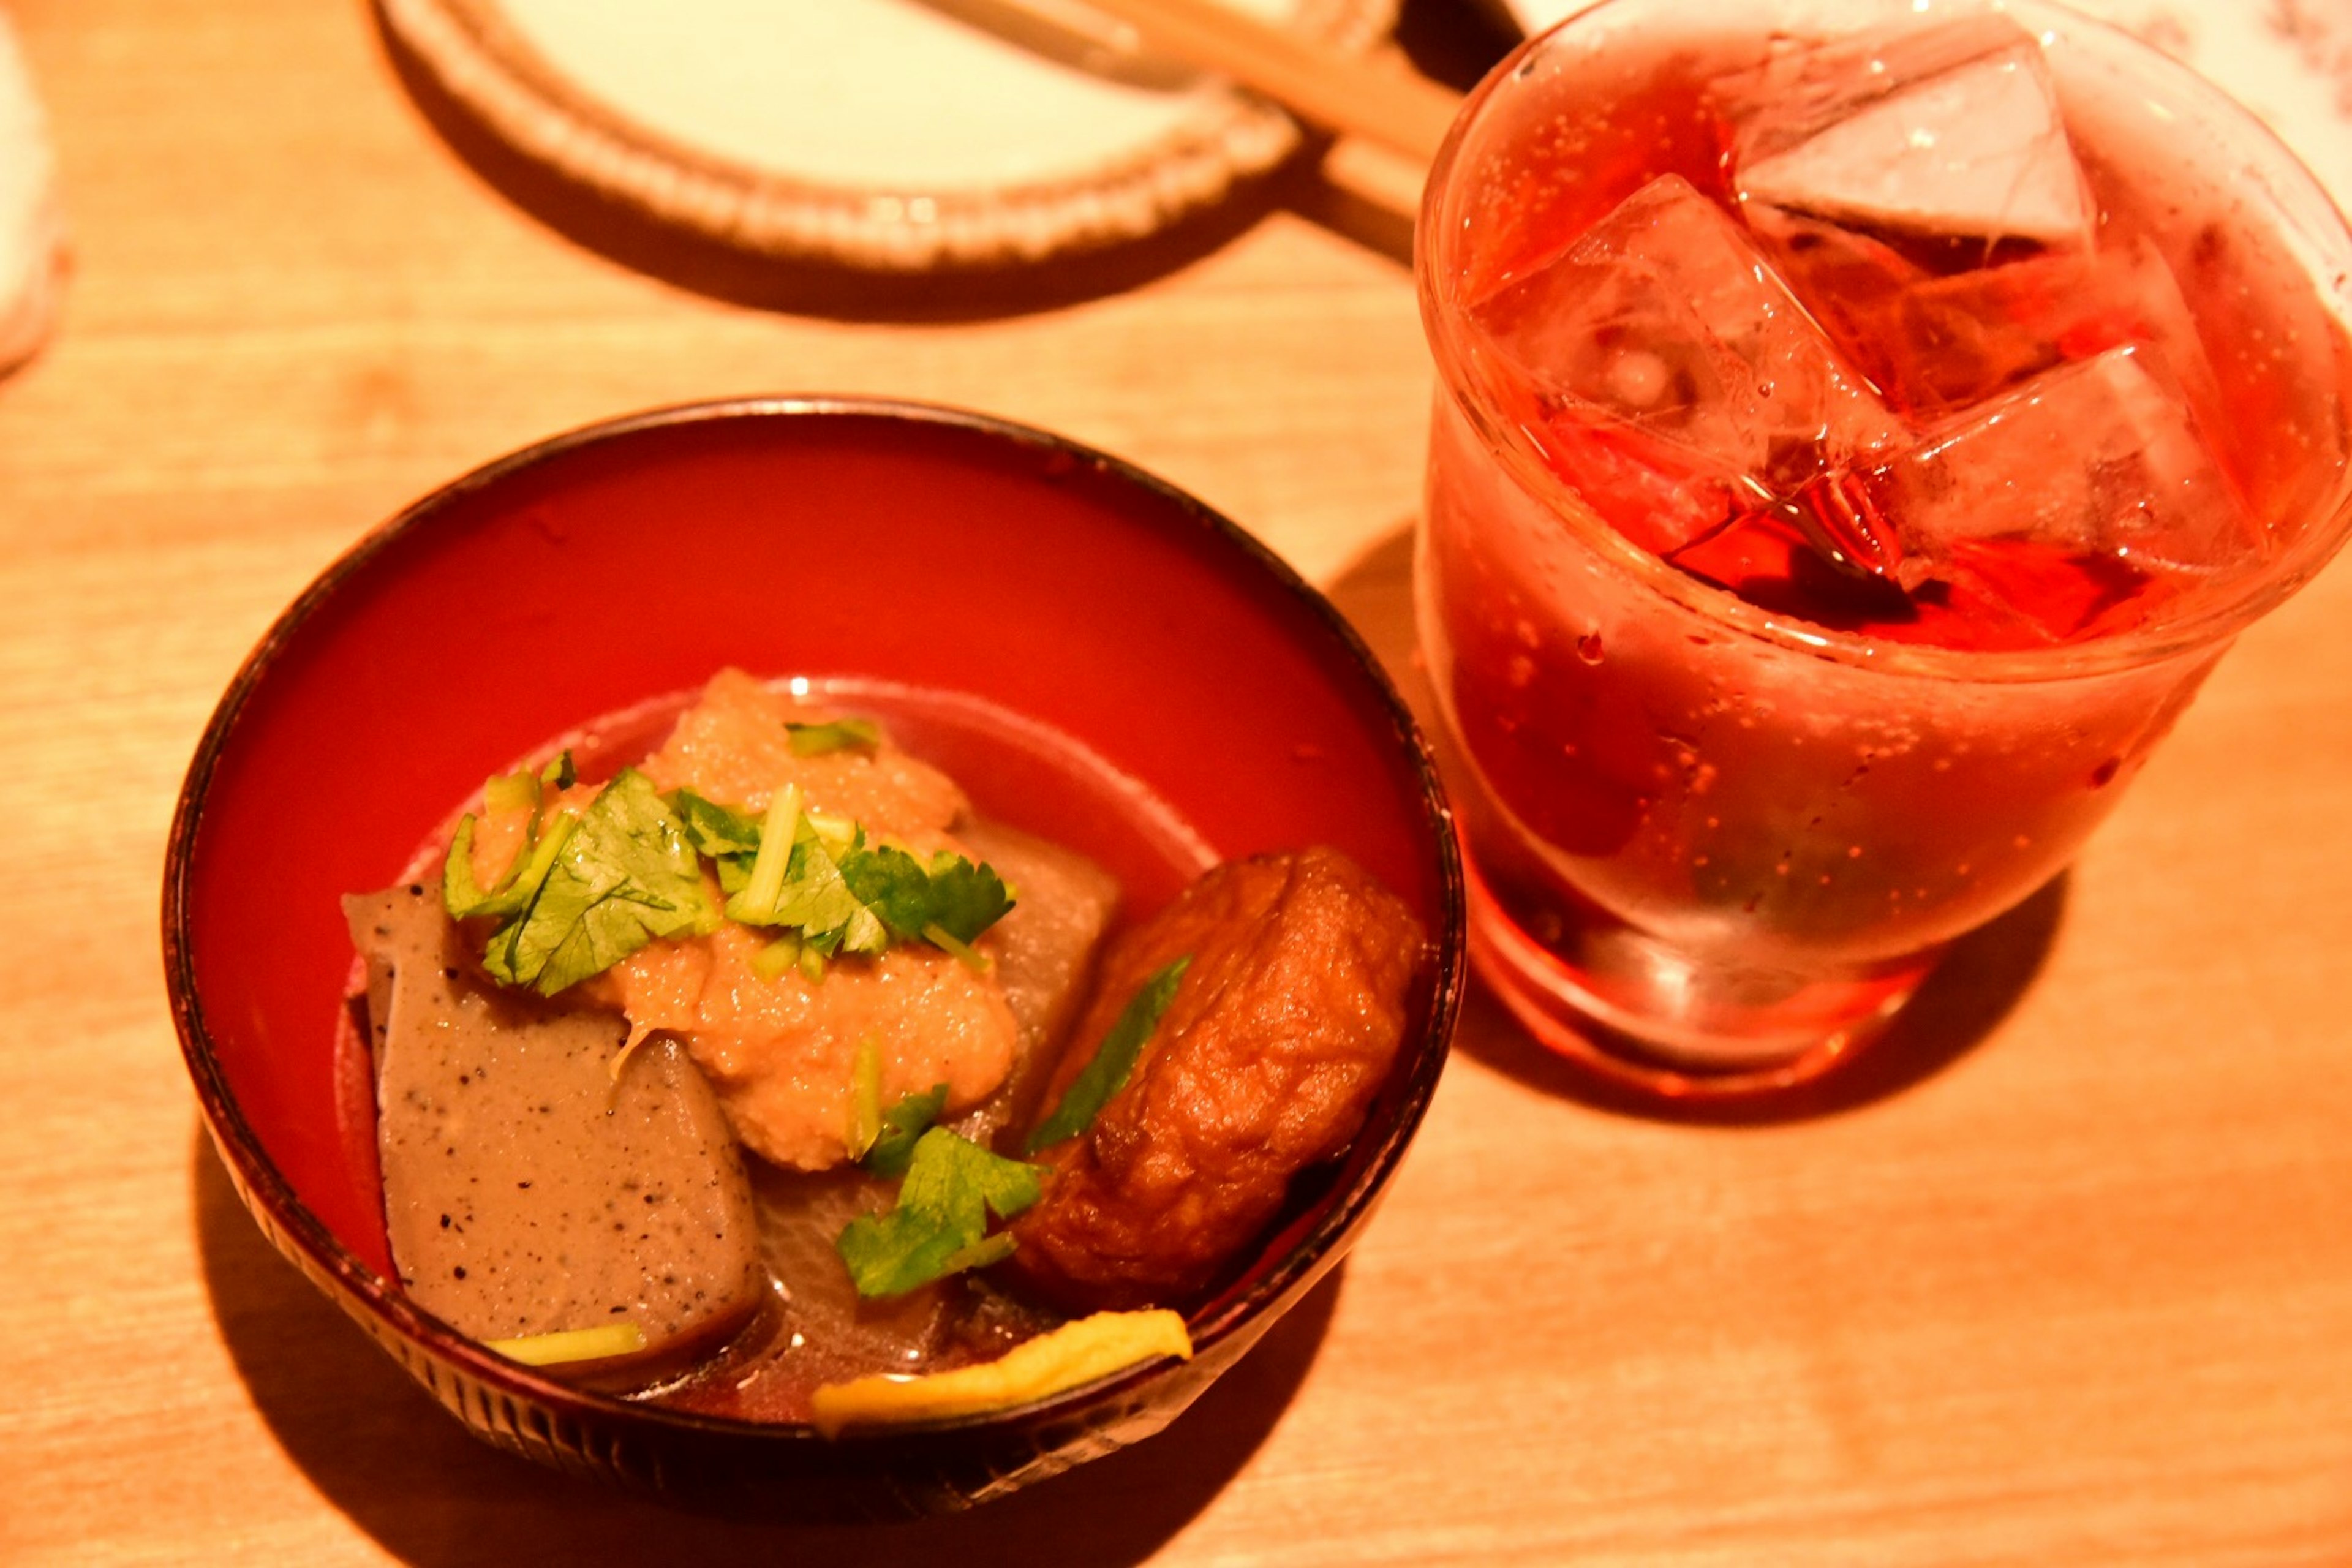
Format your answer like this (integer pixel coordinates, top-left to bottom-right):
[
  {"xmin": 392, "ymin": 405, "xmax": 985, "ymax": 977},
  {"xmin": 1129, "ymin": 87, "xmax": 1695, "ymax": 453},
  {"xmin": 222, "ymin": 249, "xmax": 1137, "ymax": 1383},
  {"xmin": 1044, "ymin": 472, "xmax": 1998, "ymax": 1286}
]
[{"xmin": 1464, "ymin": 858, "xmax": 1939, "ymax": 1099}]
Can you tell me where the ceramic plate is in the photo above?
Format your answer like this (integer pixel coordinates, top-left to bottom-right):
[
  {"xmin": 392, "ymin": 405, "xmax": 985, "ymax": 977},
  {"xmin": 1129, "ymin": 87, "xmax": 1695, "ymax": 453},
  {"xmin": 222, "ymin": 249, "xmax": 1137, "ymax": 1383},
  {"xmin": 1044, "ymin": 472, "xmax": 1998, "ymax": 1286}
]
[{"xmin": 379, "ymin": 0, "xmax": 1398, "ymax": 270}]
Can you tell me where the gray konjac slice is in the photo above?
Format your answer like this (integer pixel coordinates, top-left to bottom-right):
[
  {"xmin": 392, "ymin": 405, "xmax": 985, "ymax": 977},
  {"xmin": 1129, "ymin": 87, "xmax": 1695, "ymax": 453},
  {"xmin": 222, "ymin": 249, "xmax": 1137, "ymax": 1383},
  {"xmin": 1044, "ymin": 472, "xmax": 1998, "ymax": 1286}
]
[
  {"xmin": 344, "ymin": 884, "xmax": 764, "ymax": 1380},
  {"xmin": 945, "ymin": 818, "xmax": 1125, "ymax": 1152}
]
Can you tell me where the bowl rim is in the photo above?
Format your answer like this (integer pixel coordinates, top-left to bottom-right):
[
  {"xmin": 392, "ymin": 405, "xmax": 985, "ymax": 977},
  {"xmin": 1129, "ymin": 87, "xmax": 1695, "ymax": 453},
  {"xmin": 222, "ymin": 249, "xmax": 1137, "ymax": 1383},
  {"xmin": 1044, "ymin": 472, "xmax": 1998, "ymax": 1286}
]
[{"xmin": 164, "ymin": 392, "xmax": 1466, "ymax": 1447}]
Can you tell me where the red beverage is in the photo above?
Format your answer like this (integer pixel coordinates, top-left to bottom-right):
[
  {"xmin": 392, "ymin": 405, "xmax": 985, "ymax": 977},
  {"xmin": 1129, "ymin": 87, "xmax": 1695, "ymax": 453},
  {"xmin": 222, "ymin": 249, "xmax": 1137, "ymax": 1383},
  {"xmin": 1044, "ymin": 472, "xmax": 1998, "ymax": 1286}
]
[{"xmin": 1415, "ymin": 0, "xmax": 2352, "ymax": 1090}]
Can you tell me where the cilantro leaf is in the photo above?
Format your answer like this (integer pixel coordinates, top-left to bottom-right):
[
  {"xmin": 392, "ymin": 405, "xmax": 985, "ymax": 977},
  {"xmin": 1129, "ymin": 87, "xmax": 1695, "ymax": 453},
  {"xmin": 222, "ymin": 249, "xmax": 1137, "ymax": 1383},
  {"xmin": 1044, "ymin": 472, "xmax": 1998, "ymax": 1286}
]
[
  {"xmin": 834, "ymin": 1208, "xmax": 973, "ymax": 1300},
  {"xmin": 722, "ymin": 807, "xmax": 1013, "ymax": 975},
  {"xmin": 835, "ymin": 1127, "xmax": 1041, "ymax": 1298},
  {"xmin": 671, "ymin": 788, "xmax": 763, "ymax": 859},
  {"xmin": 442, "ymin": 810, "xmax": 576, "ymax": 922},
  {"xmin": 839, "ymin": 842, "xmax": 1015, "ymax": 946},
  {"xmin": 481, "ymin": 769, "xmax": 538, "ymax": 816},
  {"xmin": 903, "ymin": 1125, "xmax": 1040, "ymax": 1224},
  {"xmin": 787, "ymin": 718, "xmax": 882, "ymax": 757},
  {"xmin": 444, "ymin": 755, "xmax": 584, "ymax": 922},
  {"xmin": 862, "ymin": 1082, "xmax": 949, "ymax": 1178},
  {"xmin": 1027, "ymin": 956, "xmax": 1192, "ymax": 1153},
  {"xmin": 763, "ymin": 829, "xmax": 886, "ymax": 950},
  {"xmin": 725, "ymin": 785, "xmax": 807, "ymax": 927},
  {"xmin": 476, "ymin": 769, "xmax": 718, "ymax": 997},
  {"xmin": 543, "ymin": 776, "xmax": 1012, "ymax": 983}
]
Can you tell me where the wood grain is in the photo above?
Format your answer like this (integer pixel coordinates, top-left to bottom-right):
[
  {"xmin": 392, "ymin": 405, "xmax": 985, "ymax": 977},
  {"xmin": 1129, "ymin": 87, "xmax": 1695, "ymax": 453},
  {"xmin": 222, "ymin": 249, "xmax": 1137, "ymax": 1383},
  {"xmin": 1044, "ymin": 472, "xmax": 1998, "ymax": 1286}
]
[{"xmin": 3, "ymin": 1, "xmax": 2350, "ymax": 1564}]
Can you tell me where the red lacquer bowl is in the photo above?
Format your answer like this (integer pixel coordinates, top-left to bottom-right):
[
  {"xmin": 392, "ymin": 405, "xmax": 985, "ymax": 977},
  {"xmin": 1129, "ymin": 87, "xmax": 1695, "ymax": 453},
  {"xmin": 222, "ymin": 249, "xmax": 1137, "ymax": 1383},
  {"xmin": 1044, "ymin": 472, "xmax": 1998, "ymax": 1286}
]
[{"xmin": 164, "ymin": 397, "xmax": 1464, "ymax": 1518}]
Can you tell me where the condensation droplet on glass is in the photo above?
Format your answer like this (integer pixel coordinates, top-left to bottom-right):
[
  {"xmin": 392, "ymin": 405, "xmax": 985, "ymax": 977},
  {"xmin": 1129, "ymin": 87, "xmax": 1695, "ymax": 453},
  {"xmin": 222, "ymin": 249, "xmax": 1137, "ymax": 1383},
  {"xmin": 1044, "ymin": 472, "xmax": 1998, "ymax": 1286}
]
[
  {"xmin": 1847, "ymin": 845, "xmax": 1863, "ymax": 859},
  {"xmin": 1575, "ymin": 631, "xmax": 1604, "ymax": 665},
  {"xmin": 1507, "ymin": 654, "xmax": 1536, "ymax": 688}
]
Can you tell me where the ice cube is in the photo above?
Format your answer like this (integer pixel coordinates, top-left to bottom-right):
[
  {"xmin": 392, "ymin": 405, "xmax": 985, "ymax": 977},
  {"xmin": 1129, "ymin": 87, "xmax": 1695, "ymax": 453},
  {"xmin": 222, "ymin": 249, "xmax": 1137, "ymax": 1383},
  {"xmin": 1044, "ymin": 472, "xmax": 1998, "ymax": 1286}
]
[
  {"xmin": 1471, "ymin": 174, "xmax": 1898, "ymax": 556},
  {"xmin": 1718, "ymin": 13, "xmax": 2094, "ymax": 253},
  {"xmin": 1868, "ymin": 345, "xmax": 2256, "ymax": 582},
  {"xmin": 1751, "ymin": 211, "xmax": 2227, "ymax": 427}
]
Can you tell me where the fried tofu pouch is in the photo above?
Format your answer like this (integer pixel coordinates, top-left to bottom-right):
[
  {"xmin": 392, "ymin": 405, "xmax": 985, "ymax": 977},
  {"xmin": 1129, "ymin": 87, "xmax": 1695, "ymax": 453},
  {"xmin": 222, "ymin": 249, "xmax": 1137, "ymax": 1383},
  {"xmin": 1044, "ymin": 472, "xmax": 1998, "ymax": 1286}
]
[{"xmin": 1006, "ymin": 846, "xmax": 1423, "ymax": 1312}]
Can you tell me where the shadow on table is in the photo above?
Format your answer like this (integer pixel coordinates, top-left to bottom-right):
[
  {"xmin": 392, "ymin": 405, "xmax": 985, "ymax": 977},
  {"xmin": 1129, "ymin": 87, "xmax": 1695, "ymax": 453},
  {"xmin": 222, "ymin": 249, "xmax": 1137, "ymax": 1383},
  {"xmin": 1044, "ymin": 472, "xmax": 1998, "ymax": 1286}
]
[
  {"xmin": 1322, "ymin": 518, "xmax": 2066, "ymax": 1126},
  {"xmin": 194, "ymin": 1132, "xmax": 1340, "ymax": 1567},
  {"xmin": 368, "ymin": 0, "xmax": 1515, "ymax": 321}
]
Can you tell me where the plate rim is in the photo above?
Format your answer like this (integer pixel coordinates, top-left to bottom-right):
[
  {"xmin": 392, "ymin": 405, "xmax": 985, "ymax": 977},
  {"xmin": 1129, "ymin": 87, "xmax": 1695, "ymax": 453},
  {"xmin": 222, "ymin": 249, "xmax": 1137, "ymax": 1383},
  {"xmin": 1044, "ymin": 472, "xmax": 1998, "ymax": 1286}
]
[{"xmin": 377, "ymin": 0, "xmax": 1401, "ymax": 270}]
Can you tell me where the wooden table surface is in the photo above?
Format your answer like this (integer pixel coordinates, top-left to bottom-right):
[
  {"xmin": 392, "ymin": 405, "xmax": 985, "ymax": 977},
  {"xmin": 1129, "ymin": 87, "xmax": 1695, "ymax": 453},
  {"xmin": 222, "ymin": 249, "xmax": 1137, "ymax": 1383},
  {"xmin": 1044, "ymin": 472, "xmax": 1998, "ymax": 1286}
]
[{"xmin": 6, "ymin": 2, "xmax": 2351, "ymax": 1563}]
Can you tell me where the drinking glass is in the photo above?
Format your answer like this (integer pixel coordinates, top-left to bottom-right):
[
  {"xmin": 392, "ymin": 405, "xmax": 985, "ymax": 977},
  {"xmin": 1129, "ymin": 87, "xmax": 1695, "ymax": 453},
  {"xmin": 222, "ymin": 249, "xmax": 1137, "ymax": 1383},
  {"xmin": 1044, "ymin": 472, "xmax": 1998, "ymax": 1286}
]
[{"xmin": 1414, "ymin": 0, "xmax": 2352, "ymax": 1093}]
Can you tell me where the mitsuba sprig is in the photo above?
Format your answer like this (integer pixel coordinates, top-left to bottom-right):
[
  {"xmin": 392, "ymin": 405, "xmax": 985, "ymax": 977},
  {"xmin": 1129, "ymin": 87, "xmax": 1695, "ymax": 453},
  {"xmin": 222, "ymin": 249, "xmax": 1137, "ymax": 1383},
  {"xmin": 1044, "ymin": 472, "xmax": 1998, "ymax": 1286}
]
[{"xmin": 440, "ymin": 752, "xmax": 1016, "ymax": 997}]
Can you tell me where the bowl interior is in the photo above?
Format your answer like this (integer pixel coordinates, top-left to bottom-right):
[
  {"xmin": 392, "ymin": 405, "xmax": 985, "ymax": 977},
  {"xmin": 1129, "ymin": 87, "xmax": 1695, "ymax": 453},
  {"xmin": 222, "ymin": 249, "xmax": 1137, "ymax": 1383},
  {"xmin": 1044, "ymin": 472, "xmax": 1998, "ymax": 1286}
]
[{"xmin": 170, "ymin": 398, "xmax": 1460, "ymax": 1420}]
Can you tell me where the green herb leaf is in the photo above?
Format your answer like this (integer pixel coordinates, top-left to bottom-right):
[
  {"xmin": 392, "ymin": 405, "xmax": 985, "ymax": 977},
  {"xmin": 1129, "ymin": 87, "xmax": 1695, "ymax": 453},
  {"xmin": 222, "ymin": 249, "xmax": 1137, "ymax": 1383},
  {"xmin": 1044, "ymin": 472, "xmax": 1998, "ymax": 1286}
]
[
  {"xmin": 835, "ymin": 1127, "xmax": 1041, "ymax": 1298},
  {"xmin": 1027, "ymin": 956, "xmax": 1192, "ymax": 1153},
  {"xmin": 786, "ymin": 718, "xmax": 882, "ymax": 757},
  {"xmin": 441, "ymin": 810, "xmax": 578, "ymax": 922},
  {"xmin": 445, "ymin": 753, "xmax": 585, "ymax": 922},
  {"xmin": 482, "ymin": 770, "xmax": 538, "ymax": 816},
  {"xmin": 725, "ymin": 785, "xmax": 805, "ymax": 927},
  {"xmin": 573, "ymin": 782, "xmax": 1011, "ymax": 976},
  {"xmin": 862, "ymin": 1082, "xmax": 949, "ymax": 1178},
  {"xmin": 670, "ymin": 788, "xmax": 763, "ymax": 859},
  {"xmin": 839, "ymin": 842, "xmax": 1015, "ymax": 948},
  {"xmin": 476, "ymin": 769, "xmax": 718, "ymax": 997},
  {"xmin": 757, "ymin": 824, "xmax": 889, "ymax": 956}
]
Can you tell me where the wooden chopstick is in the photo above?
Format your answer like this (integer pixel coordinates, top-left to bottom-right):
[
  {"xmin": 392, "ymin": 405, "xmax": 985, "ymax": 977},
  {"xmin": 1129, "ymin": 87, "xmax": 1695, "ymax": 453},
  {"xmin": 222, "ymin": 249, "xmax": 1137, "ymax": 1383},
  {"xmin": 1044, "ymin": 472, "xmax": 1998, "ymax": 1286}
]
[{"xmin": 1030, "ymin": 0, "xmax": 1464, "ymax": 165}]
